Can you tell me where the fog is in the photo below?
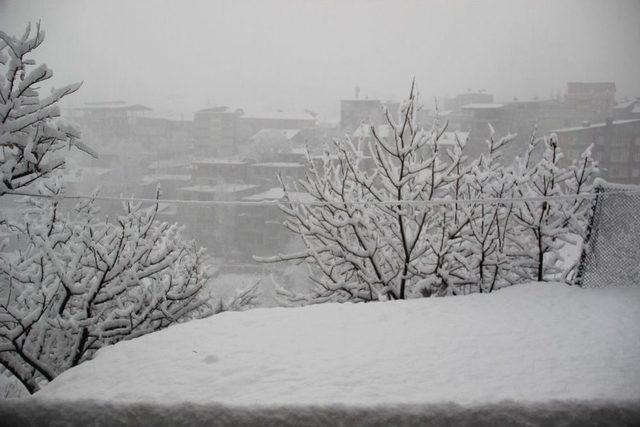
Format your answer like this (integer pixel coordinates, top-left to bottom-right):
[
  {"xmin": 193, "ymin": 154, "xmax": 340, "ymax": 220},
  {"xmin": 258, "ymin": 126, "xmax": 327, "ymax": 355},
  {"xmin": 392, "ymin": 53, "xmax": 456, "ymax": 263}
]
[
  {"xmin": 2, "ymin": 0, "xmax": 639, "ymax": 120},
  {"xmin": 3, "ymin": 0, "xmax": 640, "ymax": 409}
]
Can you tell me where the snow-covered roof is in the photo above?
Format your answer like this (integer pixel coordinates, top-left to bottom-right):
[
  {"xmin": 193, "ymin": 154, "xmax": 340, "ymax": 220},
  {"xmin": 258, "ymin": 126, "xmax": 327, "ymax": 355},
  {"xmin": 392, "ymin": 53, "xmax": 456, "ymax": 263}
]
[
  {"xmin": 352, "ymin": 124, "xmax": 391, "ymax": 138},
  {"xmin": 252, "ymin": 162, "xmax": 304, "ymax": 168},
  {"xmin": 178, "ymin": 184, "xmax": 258, "ymax": 194},
  {"xmin": 144, "ymin": 109, "xmax": 192, "ymax": 121},
  {"xmin": 613, "ymin": 100, "xmax": 637, "ymax": 111},
  {"xmin": 460, "ymin": 103, "xmax": 505, "ymax": 109},
  {"xmin": 147, "ymin": 158, "xmax": 194, "ymax": 170},
  {"xmin": 251, "ymin": 129, "xmax": 300, "ymax": 141},
  {"xmin": 62, "ymin": 167, "xmax": 111, "ymax": 183},
  {"xmin": 242, "ymin": 187, "xmax": 285, "ymax": 201},
  {"xmin": 242, "ymin": 187, "xmax": 314, "ymax": 203},
  {"xmin": 75, "ymin": 103, "xmax": 152, "ymax": 112},
  {"xmin": 240, "ymin": 109, "xmax": 316, "ymax": 121},
  {"xmin": 552, "ymin": 119, "xmax": 640, "ymax": 133},
  {"xmin": 194, "ymin": 158, "xmax": 248, "ymax": 166},
  {"xmin": 140, "ymin": 174, "xmax": 191, "ymax": 185},
  {"xmin": 195, "ymin": 106, "xmax": 233, "ymax": 114}
]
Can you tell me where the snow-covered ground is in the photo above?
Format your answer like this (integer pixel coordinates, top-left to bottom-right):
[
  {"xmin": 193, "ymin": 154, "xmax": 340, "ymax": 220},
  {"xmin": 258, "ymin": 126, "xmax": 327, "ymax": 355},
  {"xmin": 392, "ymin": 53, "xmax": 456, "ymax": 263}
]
[{"xmin": 34, "ymin": 282, "xmax": 640, "ymax": 406}]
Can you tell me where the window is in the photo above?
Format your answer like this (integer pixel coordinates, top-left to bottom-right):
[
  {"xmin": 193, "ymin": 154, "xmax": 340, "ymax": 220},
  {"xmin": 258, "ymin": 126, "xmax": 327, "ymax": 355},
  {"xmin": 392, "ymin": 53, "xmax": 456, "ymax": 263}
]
[
  {"xmin": 612, "ymin": 135, "xmax": 626, "ymax": 146},
  {"xmin": 610, "ymin": 167, "xmax": 629, "ymax": 178},
  {"xmin": 610, "ymin": 149, "xmax": 629, "ymax": 162}
]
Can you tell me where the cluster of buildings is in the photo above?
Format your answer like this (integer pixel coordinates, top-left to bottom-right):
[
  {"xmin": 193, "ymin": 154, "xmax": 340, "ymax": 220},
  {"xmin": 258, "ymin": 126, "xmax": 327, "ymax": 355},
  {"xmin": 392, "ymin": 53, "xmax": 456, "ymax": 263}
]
[
  {"xmin": 64, "ymin": 102, "xmax": 331, "ymax": 265},
  {"xmin": 442, "ymin": 83, "xmax": 640, "ymax": 175},
  {"xmin": 64, "ymin": 82, "xmax": 640, "ymax": 264}
]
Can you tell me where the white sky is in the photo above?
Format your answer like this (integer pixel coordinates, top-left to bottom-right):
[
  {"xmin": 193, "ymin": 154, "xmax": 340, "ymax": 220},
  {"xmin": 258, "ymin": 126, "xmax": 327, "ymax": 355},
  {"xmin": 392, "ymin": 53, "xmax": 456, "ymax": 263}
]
[{"xmin": 1, "ymin": 0, "xmax": 639, "ymax": 121}]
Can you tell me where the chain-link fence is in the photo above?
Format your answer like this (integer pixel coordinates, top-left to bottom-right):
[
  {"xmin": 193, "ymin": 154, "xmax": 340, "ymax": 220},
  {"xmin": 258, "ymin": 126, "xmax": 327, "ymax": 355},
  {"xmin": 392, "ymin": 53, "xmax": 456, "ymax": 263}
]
[{"xmin": 574, "ymin": 181, "xmax": 640, "ymax": 288}]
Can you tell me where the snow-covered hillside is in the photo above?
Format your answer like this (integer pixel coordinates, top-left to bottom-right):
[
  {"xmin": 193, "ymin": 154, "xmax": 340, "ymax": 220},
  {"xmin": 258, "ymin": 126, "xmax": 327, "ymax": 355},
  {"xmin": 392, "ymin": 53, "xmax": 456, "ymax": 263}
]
[{"xmin": 35, "ymin": 282, "xmax": 640, "ymax": 406}]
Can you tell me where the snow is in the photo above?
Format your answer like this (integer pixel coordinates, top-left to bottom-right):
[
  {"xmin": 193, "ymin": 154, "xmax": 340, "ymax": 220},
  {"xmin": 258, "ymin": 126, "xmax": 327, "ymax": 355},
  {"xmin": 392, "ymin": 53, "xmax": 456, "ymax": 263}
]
[
  {"xmin": 34, "ymin": 282, "xmax": 640, "ymax": 406},
  {"xmin": 460, "ymin": 103, "xmax": 505, "ymax": 109},
  {"xmin": 242, "ymin": 187, "xmax": 287, "ymax": 201},
  {"xmin": 207, "ymin": 272, "xmax": 262, "ymax": 303},
  {"xmin": 75, "ymin": 103, "xmax": 151, "ymax": 112},
  {"xmin": 61, "ymin": 166, "xmax": 111, "ymax": 183},
  {"xmin": 177, "ymin": 184, "xmax": 258, "ymax": 193},
  {"xmin": 240, "ymin": 109, "xmax": 315, "ymax": 121},
  {"xmin": 352, "ymin": 123, "xmax": 391, "ymax": 138},
  {"xmin": 251, "ymin": 128, "xmax": 300, "ymax": 141},
  {"xmin": 242, "ymin": 187, "xmax": 315, "ymax": 204},
  {"xmin": 439, "ymin": 131, "xmax": 469, "ymax": 145},
  {"xmin": 147, "ymin": 158, "xmax": 194, "ymax": 171},
  {"xmin": 252, "ymin": 162, "xmax": 304, "ymax": 168},
  {"xmin": 193, "ymin": 158, "xmax": 248, "ymax": 166},
  {"xmin": 0, "ymin": 371, "xmax": 28, "ymax": 399},
  {"xmin": 553, "ymin": 118, "xmax": 640, "ymax": 133},
  {"xmin": 140, "ymin": 174, "xmax": 191, "ymax": 185}
]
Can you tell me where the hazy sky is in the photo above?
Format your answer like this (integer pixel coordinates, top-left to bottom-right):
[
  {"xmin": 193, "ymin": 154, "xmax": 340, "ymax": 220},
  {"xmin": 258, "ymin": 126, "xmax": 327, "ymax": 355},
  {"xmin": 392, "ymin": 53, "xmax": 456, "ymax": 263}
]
[{"xmin": 1, "ymin": 0, "xmax": 639, "ymax": 121}]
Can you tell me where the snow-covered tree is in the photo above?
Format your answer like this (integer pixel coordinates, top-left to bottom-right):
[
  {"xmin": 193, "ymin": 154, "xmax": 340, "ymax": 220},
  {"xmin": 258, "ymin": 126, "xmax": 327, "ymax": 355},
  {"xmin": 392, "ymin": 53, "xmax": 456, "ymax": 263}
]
[
  {"xmin": 0, "ymin": 181, "xmax": 257, "ymax": 393},
  {"xmin": 260, "ymin": 82, "xmax": 598, "ymax": 304},
  {"xmin": 510, "ymin": 132, "xmax": 598, "ymax": 282},
  {"xmin": 453, "ymin": 125, "xmax": 517, "ymax": 294},
  {"xmin": 259, "ymin": 82, "xmax": 472, "ymax": 302},
  {"xmin": 0, "ymin": 22, "xmax": 95, "ymax": 195}
]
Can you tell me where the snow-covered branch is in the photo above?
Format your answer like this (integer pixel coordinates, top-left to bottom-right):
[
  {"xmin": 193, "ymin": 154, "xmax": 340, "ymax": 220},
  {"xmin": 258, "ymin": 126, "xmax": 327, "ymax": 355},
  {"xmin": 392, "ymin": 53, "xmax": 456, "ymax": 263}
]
[
  {"xmin": 0, "ymin": 23, "xmax": 96, "ymax": 195},
  {"xmin": 0, "ymin": 182, "xmax": 218, "ymax": 393},
  {"xmin": 261, "ymin": 82, "xmax": 597, "ymax": 304}
]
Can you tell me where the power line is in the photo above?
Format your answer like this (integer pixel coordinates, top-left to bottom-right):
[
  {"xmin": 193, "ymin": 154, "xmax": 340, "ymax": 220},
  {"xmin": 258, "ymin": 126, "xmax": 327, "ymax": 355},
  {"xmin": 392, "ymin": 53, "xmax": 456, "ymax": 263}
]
[{"xmin": 3, "ymin": 188, "xmax": 637, "ymax": 208}]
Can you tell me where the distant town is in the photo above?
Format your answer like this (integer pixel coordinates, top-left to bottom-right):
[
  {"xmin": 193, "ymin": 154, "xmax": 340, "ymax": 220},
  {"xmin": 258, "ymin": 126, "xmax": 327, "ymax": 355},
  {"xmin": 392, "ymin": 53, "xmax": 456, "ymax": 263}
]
[{"xmin": 61, "ymin": 81, "xmax": 640, "ymax": 264}]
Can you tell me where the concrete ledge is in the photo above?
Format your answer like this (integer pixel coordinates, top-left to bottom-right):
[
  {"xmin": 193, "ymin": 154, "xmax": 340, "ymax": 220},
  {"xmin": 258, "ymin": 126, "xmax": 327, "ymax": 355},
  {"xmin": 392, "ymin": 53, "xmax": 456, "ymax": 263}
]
[{"xmin": 1, "ymin": 399, "xmax": 639, "ymax": 426}]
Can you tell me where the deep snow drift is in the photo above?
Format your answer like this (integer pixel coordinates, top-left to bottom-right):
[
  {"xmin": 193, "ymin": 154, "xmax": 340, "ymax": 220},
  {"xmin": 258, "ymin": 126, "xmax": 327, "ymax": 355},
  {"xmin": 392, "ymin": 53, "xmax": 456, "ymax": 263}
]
[{"xmin": 34, "ymin": 282, "xmax": 640, "ymax": 406}]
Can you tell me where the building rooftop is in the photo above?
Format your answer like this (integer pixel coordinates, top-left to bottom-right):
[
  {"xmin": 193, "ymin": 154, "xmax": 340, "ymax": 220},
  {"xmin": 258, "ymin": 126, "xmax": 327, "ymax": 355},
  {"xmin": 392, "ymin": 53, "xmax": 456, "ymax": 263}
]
[
  {"xmin": 353, "ymin": 124, "xmax": 392, "ymax": 138},
  {"xmin": 194, "ymin": 158, "xmax": 248, "ymax": 166},
  {"xmin": 251, "ymin": 129, "xmax": 300, "ymax": 141},
  {"xmin": 147, "ymin": 158, "xmax": 194, "ymax": 171},
  {"xmin": 461, "ymin": 103, "xmax": 505, "ymax": 109},
  {"xmin": 75, "ymin": 103, "xmax": 152, "ymax": 112},
  {"xmin": 613, "ymin": 100, "xmax": 637, "ymax": 111},
  {"xmin": 62, "ymin": 166, "xmax": 111, "ymax": 183},
  {"xmin": 341, "ymin": 99, "xmax": 382, "ymax": 103},
  {"xmin": 252, "ymin": 162, "xmax": 304, "ymax": 168},
  {"xmin": 240, "ymin": 109, "xmax": 316, "ymax": 121},
  {"xmin": 552, "ymin": 119, "xmax": 640, "ymax": 133},
  {"xmin": 194, "ymin": 106, "xmax": 315, "ymax": 122},
  {"xmin": 178, "ymin": 184, "xmax": 258, "ymax": 194},
  {"xmin": 141, "ymin": 174, "xmax": 191, "ymax": 185}
]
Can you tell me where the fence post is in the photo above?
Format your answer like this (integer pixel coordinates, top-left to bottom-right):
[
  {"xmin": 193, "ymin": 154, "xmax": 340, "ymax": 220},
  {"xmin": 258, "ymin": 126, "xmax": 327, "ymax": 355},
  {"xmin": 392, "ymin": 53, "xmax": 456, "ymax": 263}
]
[{"xmin": 572, "ymin": 182, "xmax": 603, "ymax": 287}]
